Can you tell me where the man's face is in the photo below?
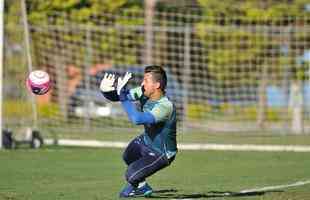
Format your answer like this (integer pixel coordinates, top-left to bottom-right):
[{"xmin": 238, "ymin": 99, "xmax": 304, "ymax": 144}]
[{"xmin": 141, "ymin": 72, "xmax": 160, "ymax": 97}]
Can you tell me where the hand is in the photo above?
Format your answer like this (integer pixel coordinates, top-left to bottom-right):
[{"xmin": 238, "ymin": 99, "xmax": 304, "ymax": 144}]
[
  {"xmin": 117, "ymin": 72, "xmax": 132, "ymax": 95},
  {"xmin": 100, "ymin": 73, "xmax": 116, "ymax": 92}
]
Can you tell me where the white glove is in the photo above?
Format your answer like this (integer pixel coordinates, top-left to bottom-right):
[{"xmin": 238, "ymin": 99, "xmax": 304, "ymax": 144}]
[
  {"xmin": 117, "ymin": 72, "xmax": 132, "ymax": 95},
  {"xmin": 100, "ymin": 73, "xmax": 116, "ymax": 92}
]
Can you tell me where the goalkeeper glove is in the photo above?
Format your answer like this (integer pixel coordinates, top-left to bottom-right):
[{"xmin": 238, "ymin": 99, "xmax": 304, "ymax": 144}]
[
  {"xmin": 100, "ymin": 73, "xmax": 116, "ymax": 92},
  {"xmin": 117, "ymin": 72, "xmax": 132, "ymax": 95}
]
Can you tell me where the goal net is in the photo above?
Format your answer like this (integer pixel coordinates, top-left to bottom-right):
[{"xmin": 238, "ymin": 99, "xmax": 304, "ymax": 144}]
[{"xmin": 3, "ymin": 6, "xmax": 310, "ymax": 140}]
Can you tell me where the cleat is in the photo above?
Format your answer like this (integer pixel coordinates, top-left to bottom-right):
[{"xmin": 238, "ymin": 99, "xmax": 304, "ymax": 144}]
[
  {"xmin": 135, "ymin": 183, "xmax": 153, "ymax": 197},
  {"xmin": 119, "ymin": 184, "xmax": 136, "ymax": 198}
]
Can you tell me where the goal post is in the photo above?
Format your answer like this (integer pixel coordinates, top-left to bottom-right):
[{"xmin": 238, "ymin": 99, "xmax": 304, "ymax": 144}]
[
  {"xmin": 21, "ymin": 0, "xmax": 38, "ymax": 129},
  {"xmin": 2, "ymin": 0, "xmax": 38, "ymax": 148},
  {"xmin": 0, "ymin": 0, "xmax": 4, "ymax": 149}
]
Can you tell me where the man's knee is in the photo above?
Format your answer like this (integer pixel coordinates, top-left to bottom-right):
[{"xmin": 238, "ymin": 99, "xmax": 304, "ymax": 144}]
[{"xmin": 122, "ymin": 150, "xmax": 132, "ymax": 165}]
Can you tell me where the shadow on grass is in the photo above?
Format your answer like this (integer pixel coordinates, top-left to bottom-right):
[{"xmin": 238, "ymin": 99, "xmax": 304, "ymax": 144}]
[{"xmin": 149, "ymin": 189, "xmax": 283, "ymax": 199}]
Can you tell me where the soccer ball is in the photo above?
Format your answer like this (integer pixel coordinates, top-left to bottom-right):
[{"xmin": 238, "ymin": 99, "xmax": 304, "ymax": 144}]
[{"xmin": 27, "ymin": 70, "xmax": 51, "ymax": 95}]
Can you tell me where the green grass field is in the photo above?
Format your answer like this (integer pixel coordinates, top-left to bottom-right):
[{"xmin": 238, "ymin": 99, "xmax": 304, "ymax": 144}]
[{"xmin": 0, "ymin": 147, "xmax": 310, "ymax": 200}]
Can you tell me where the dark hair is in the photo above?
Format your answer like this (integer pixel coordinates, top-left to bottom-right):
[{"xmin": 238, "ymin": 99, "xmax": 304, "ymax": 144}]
[{"xmin": 144, "ymin": 65, "xmax": 167, "ymax": 91}]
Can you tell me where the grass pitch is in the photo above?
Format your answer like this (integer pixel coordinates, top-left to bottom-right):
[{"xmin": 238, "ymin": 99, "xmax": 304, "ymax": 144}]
[{"xmin": 0, "ymin": 147, "xmax": 309, "ymax": 200}]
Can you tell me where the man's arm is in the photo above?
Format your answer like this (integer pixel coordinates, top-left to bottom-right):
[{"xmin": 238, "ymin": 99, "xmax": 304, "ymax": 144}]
[
  {"xmin": 102, "ymin": 87, "xmax": 143, "ymax": 102},
  {"xmin": 116, "ymin": 72, "xmax": 155, "ymax": 125},
  {"xmin": 121, "ymin": 93, "xmax": 155, "ymax": 125}
]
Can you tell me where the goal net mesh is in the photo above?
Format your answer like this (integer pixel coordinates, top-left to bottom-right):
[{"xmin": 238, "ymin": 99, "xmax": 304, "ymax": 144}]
[{"xmin": 3, "ymin": 8, "xmax": 310, "ymax": 138}]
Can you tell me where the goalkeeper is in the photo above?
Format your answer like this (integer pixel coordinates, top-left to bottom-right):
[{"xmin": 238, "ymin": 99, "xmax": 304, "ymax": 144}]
[{"xmin": 100, "ymin": 65, "xmax": 177, "ymax": 198}]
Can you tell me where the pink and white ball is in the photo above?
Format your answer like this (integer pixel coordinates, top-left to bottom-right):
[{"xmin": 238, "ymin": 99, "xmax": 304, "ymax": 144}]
[{"xmin": 27, "ymin": 70, "xmax": 51, "ymax": 95}]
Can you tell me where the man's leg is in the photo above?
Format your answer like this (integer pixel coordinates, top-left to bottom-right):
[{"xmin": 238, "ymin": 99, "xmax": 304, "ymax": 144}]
[
  {"xmin": 125, "ymin": 148, "xmax": 170, "ymax": 188},
  {"xmin": 120, "ymin": 135, "xmax": 146, "ymax": 198}
]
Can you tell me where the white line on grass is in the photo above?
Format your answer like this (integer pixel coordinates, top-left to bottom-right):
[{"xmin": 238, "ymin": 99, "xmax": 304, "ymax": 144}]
[
  {"xmin": 170, "ymin": 180, "xmax": 310, "ymax": 200},
  {"xmin": 45, "ymin": 139, "xmax": 310, "ymax": 152},
  {"xmin": 240, "ymin": 180, "xmax": 310, "ymax": 194}
]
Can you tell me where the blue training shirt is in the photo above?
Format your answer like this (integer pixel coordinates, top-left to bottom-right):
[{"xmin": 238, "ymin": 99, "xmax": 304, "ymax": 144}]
[{"xmin": 129, "ymin": 87, "xmax": 177, "ymax": 158}]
